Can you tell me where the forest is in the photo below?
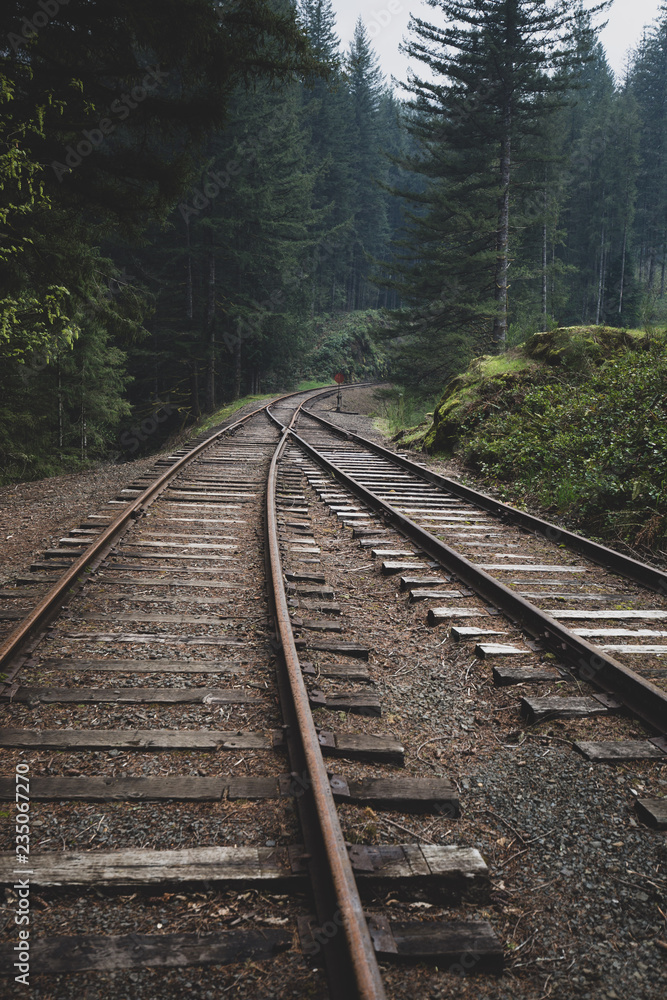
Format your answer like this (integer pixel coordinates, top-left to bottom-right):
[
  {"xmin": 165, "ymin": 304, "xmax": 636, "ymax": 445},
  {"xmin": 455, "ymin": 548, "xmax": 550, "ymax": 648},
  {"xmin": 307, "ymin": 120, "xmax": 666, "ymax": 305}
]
[{"xmin": 2, "ymin": 0, "xmax": 667, "ymax": 482}]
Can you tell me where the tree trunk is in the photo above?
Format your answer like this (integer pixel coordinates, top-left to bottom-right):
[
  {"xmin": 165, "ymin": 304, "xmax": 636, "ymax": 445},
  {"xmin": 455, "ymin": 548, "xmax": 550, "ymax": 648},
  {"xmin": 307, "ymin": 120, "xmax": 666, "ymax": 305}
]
[
  {"xmin": 492, "ymin": 107, "xmax": 511, "ymax": 349},
  {"xmin": 191, "ymin": 364, "xmax": 200, "ymax": 419},
  {"xmin": 541, "ymin": 182, "xmax": 548, "ymax": 331},
  {"xmin": 57, "ymin": 361, "xmax": 63, "ymax": 450},
  {"xmin": 618, "ymin": 223, "xmax": 627, "ymax": 316},
  {"xmin": 233, "ymin": 340, "xmax": 242, "ymax": 400},
  {"xmin": 185, "ymin": 219, "xmax": 193, "ymax": 321},
  {"xmin": 596, "ymin": 220, "xmax": 605, "ymax": 325},
  {"xmin": 80, "ymin": 362, "xmax": 87, "ymax": 461},
  {"xmin": 204, "ymin": 250, "xmax": 215, "ymax": 412}
]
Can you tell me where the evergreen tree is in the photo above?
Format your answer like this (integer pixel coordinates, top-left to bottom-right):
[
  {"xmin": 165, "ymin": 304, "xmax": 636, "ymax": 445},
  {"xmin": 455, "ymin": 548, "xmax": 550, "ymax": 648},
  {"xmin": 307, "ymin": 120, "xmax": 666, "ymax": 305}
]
[
  {"xmin": 394, "ymin": 0, "xmax": 606, "ymax": 356},
  {"xmin": 299, "ymin": 0, "xmax": 357, "ymax": 312},
  {"xmin": 0, "ymin": 0, "xmax": 317, "ymax": 476},
  {"xmin": 628, "ymin": 13, "xmax": 667, "ymax": 302},
  {"xmin": 345, "ymin": 18, "xmax": 389, "ymax": 309},
  {"xmin": 562, "ymin": 51, "xmax": 640, "ymax": 325},
  {"xmin": 129, "ymin": 76, "xmax": 319, "ymax": 416}
]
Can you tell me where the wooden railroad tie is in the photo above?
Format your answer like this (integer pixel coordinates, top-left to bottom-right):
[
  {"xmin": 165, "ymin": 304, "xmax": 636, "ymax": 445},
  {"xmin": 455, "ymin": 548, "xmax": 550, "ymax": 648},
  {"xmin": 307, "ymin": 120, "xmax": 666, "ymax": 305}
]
[
  {"xmin": 492, "ymin": 665, "xmax": 561, "ymax": 686},
  {"xmin": 573, "ymin": 739, "xmax": 667, "ymax": 762},
  {"xmin": 0, "ymin": 918, "xmax": 503, "ymax": 976},
  {"xmin": 0, "ymin": 774, "xmax": 458, "ymax": 813},
  {"xmin": 520, "ymin": 695, "xmax": 621, "ymax": 724},
  {"xmin": 299, "ymin": 915, "xmax": 503, "ymax": 972},
  {"xmin": 635, "ymin": 798, "xmax": 667, "ymax": 830},
  {"xmin": 2, "ymin": 687, "xmax": 263, "ymax": 705},
  {"xmin": 0, "ymin": 844, "xmax": 488, "ymax": 899},
  {"xmin": 0, "ymin": 728, "xmax": 405, "ymax": 765},
  {"xmin": 31, "ymin": 657, "xmax": 248, "ymax": 674}
]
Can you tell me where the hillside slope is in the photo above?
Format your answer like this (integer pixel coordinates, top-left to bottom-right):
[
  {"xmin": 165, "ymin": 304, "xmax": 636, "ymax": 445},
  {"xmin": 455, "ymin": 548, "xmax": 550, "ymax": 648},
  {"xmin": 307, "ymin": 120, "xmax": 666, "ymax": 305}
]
[{"xmin": 419, "ymin": 327, "xmax": 667, "ymax": 557}]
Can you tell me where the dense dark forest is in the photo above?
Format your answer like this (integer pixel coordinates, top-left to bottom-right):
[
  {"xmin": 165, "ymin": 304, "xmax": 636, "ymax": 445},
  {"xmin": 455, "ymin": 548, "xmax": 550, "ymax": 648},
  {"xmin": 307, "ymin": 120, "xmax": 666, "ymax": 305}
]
[{"xmin": 2, "ymin": 0, "xmax": 667, "ymax": 479}]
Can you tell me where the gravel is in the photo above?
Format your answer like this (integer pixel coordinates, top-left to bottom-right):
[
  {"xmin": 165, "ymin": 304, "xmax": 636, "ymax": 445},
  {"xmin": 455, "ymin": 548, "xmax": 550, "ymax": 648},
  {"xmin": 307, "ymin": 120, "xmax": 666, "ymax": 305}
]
[{"xmin": 1, "ymin": 387, "xmax": 665, "ymax": 999}]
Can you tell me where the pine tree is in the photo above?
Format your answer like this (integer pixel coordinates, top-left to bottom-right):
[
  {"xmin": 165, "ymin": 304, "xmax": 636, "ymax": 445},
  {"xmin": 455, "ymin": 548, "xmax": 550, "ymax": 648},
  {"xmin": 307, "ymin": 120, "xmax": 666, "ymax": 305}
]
[
  {"xmin": 345, "ymin": 18, "xmax": 390, "ymax": 309},
  {"xmin": 396, "ymin": 0, "xmax": 607, "ymax": 352},
  {"xmin": 561, "ymin": 47, "xmax": 640, "ymax": 325},
  {"xmin": 131, "ymin": 76, "xmax": 319, "ymax": 413},
  {"xmin": 628, "ymin": 12, "xmax": 667, "ymax": 302},
  {"xmin": 299, "ymin": 0, "xmax": 357, "ymax": 312}
]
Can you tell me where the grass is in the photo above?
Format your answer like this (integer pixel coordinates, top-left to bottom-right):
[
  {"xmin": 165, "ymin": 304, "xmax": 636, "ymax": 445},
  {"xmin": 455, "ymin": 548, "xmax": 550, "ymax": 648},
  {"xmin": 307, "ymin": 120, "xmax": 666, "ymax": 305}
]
[
  {"xmin": 296, "ymin": 378, "xmax": 334, "ymax": 391},
  {"xmin": 476, "ymin": 354, "xmax": 534, "ymax": 377},
  {"xmin": 193, "ymin": 394, "xmax": 275, "ymax": 436},
  {"xmin": 370, "ymin": 387, "xmax": 439, "ymax": 440}
]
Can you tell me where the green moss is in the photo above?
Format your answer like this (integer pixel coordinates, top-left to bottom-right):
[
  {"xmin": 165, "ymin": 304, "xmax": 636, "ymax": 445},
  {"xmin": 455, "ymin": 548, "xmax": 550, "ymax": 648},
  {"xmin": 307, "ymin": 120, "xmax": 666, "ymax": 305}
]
[
  {"xmin": 421, "ymin": 352, "xmax": 537, "ymax": 454},
  {"xmin": 422, "ymin": 326, "xmax": 667, "ymax": 555},
  {"xmin": 194, "ymin": 394, "xmax": 274, "ymax": 435},
  {"xmin": 420, "ymin": 326, "xmax": 654, "ymax": 456},
  {"xmin": 476, "ymin": 353, "xmax": 535, "ymax": 376},
  {"xmin": 522, "ymin": 326, "xmax": 645, "ymax": 368}
]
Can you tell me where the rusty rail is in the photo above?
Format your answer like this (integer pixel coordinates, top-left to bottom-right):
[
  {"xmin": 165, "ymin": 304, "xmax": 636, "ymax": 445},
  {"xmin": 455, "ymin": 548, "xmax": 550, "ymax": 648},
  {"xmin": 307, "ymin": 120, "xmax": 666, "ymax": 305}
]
[
  {"xmin": 265, "ymin": 422, "xmax": 386, "ymax": 999},
  {"xmin": 0, "ymin": 388, "xmax": 337, "ymax": 675},
  {"xmin": 287, "ymin": 405, "xmax": 667, "ymax": 736}
]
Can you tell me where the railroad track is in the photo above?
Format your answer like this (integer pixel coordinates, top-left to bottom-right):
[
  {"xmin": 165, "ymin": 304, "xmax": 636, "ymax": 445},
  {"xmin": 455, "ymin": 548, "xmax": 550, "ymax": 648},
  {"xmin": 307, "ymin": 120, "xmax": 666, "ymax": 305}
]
[
  {"xmin": 0, "ymin": 384, "xmax": 665, "ymax": 999},
  {"xmin": 291, "ymin": 401, "xmax": 667, "ymax": 751}
]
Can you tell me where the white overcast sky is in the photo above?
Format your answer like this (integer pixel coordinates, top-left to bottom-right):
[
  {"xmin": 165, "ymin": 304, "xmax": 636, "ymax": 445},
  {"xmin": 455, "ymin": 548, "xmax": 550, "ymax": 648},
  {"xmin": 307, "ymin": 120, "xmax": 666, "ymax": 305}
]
[{"xmin": 332, "ymin": 0, "xmax": 664, "ymax": 87}]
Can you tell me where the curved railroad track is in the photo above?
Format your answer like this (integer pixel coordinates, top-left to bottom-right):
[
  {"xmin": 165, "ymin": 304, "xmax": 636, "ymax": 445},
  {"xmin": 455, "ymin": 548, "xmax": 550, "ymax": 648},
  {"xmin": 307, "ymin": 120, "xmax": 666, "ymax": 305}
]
[{"xmin": 0, "ymin": 384, "xmax": 665, "ymax": 1000}]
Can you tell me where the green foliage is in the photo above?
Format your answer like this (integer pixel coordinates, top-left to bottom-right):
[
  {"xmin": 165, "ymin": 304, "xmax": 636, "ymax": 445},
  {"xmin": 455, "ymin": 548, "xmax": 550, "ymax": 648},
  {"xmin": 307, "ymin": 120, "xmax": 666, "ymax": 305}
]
[
  {"xmin": 301, "ymin": 311, "xmax": 388, "ymax": 381},
  {"xmin": 0, "ymin": 301, "xmax": 132, "ymax": 484},
  {"xmin": 0, "ymin": 72, "xmax": 81, "ymax": 362},
  {"xmin": 193, "ymin": 394, "xmax": 275, "ymax": 436},
  {"xmin": 388, "ymin": 0, "xmax": 603, "ymax": 362},
  {"xmin": 370, "ymin": 387, "xmax": 438, "ymax": 442},
  {"xmin": 454, "ymin": 332, "xmax": 667, "ymax": 553}
]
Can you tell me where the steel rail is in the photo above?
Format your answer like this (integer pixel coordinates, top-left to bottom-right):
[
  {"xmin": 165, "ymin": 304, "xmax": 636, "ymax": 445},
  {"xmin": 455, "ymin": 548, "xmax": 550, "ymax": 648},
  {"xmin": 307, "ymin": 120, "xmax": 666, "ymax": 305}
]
[
  {"xmin": 286, "ymin": 415, "xmax": 667, "ymax": 736},
  {"xmin": 302, "ymin": 404, "xmax": 667, "ymax": 596},
  {"xmin": 267, "ymin": 387, "xmax": 388, "ymax": 998},
  {"xmin": 265, "ymin": 423, "xmax": 387, "ymax": 1000},
  {"xmin": 0, "ymin": 387, "xmax": 337, "ymax": 675}
]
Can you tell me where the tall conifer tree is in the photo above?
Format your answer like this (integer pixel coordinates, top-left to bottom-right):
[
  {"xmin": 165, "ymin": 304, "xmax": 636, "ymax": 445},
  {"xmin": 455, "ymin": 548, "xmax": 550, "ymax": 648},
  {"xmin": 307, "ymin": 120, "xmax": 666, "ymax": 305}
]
[
  {"xmin": 345, "ymin": 18, "xmax": 390, "ymax": 309},
  {"xmin": 395, "ymin": 0, "xmax": 606, "ymax": 352}
]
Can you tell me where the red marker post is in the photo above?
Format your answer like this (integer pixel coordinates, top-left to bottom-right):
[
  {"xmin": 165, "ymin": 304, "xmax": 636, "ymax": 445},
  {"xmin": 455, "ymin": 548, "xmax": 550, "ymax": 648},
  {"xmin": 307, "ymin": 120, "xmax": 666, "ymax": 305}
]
[{"xmin": 333, "ymin": 373, "xmax": 344, "ymax": 411}]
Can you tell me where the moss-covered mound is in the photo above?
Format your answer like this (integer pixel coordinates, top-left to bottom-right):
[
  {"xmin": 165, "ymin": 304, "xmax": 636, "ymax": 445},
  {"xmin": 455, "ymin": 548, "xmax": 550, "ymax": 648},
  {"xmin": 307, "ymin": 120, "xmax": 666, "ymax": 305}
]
[
  {"xmin": 421, "ymin": 326, "xmax": 667, "ymax": 555},
  {"xmin": 423, "ymin": 326, "xmax": 644, "ymax": 454},
  {"xmin": 301, "ymin": 311, "xmax": 387, "ymax": 383}
]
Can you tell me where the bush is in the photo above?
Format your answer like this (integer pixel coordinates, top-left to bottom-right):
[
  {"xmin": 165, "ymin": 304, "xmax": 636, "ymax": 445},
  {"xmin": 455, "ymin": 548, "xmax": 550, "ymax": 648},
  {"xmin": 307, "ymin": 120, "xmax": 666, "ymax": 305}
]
[
  {"xmin": 461, "ymin": 338, "xmax": 667, "ymax": 553},
  {"xmin": 302, "ymin": 312, "xmax": 388, "ymax": 382}
]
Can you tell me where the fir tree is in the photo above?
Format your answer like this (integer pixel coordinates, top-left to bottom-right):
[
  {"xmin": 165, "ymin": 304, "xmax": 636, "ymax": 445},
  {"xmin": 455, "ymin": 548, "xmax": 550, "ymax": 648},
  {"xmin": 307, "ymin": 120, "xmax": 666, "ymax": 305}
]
[
  {"xmin": 396, "ymin": 0, "xmax": 608, "ymax": 351},
  {"xmin": 628, "ymin": 12, "xmax": 667, "ymax": 299},
  {"xmin": 346, "ymin": 18, "xmax": 390, "ymax": 309}
]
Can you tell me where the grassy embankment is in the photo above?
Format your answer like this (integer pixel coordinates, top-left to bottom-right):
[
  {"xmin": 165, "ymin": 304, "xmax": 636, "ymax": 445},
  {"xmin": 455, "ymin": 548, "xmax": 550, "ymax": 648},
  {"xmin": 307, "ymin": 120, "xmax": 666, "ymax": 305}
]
[{"xmin": 402, "ymin": 327, "xmax": 667, "ymax": 558}]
